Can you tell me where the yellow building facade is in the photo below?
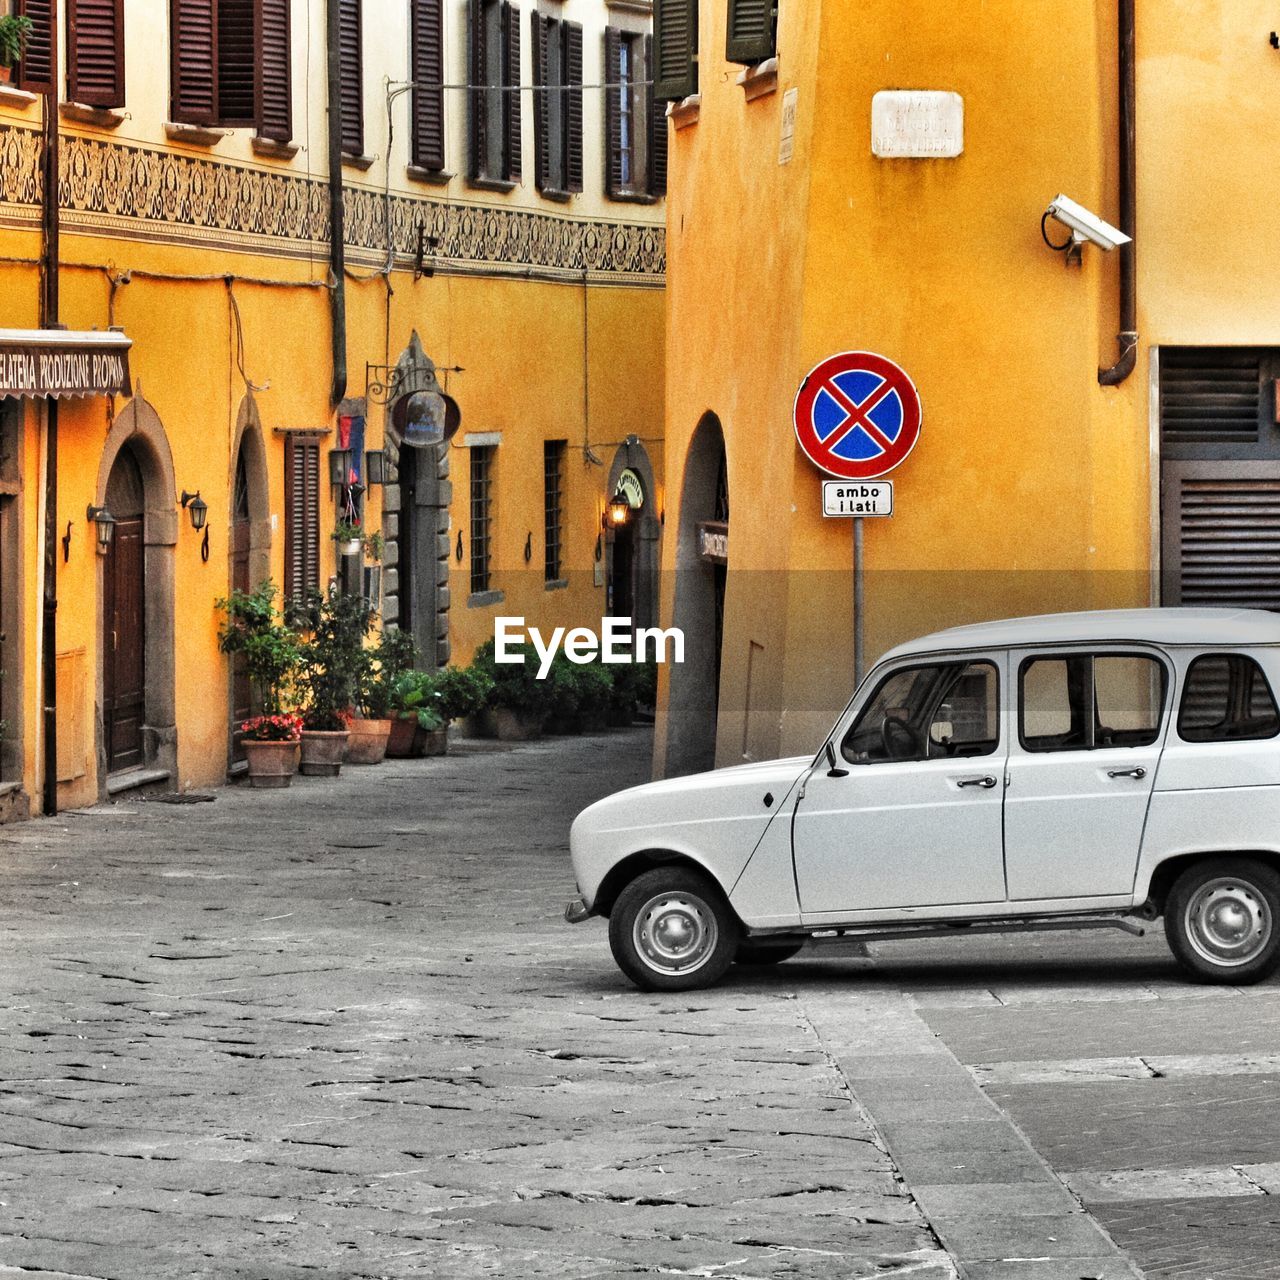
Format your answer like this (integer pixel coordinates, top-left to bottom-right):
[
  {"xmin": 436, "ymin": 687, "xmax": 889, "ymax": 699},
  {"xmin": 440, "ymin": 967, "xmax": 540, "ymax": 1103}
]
[
  {"xmin": 0, "ymin": 0, "xmax": 665, "ymax": 820},
  {"xmin": 655, "ymin": 0, "xmax": 1280, "ymax": 775}
]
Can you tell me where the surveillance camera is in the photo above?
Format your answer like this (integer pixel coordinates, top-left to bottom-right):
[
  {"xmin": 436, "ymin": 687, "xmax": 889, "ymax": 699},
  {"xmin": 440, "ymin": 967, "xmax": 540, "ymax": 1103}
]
[{"xmin": 1044, "ymin": 195, "xmax": 1132, "ymax": 252}]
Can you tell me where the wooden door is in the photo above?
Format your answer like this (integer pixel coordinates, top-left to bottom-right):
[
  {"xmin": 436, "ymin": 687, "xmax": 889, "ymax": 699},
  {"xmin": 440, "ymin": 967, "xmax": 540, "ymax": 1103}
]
[
  {"xmin": 230, "ymin": 452, "xmax": 252, "ymax": 760},
  {"xmin": 104, "ymin": 517, "xmax": 145, "ymax": 772}
]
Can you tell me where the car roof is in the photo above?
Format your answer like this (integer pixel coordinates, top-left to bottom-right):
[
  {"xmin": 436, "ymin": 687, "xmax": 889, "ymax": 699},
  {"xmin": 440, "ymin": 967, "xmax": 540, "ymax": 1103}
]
[{"xmin": 880, "ymin": 607, "xmax": 1280, "ymax": 662}]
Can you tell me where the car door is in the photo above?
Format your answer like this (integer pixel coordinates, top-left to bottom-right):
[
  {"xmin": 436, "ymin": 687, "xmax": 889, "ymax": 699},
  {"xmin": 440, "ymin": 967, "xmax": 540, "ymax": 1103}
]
[
  {"xmin": 792, "ymin": 653, "xmax": 1009, "ymax": 918},
  {"xmin": 1003, "ymin": 647, "xmax": 1171, "ymax": 901}
]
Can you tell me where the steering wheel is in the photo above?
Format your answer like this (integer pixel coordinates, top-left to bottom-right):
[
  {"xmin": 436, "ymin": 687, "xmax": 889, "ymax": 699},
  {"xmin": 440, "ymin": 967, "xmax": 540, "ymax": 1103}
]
[{"xmin": 881, "ymin": 715, "xmax": 920, "ymax": 759}]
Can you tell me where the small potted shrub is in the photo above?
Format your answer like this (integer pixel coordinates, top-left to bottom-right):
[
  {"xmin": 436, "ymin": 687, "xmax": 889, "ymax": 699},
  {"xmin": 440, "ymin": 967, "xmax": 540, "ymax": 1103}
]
[
  {"xmin": 295, "ymin": 588, "xmax": 370, "ymax": 775},
  {"xmin": 238, "ymin": 713, "xmax": 303, "ymax": 787},
  {"xmin": 216, "ymin": 582, "xmax": 302, "ymax": 786},
  {"xmin": 472, "ymin": 639, "xmax": 552, "ymax": 740},
  {"xmin": 0, "ymin": 15, "xmax": 34, "ymax": 83},
  {"xmin": 333, "ymin": 518, "xmax": 364, "ymax": 558},
  {"xmin": 387, "ymin": 670, "xmax": 446, "ymax": 757},
  {"xmin": 576, "ymin": 662, "xmax": 615, "ymax": 732},
  {"xmin": 348, "ymin": 626, "xmax": 412, "ymax": 764}
]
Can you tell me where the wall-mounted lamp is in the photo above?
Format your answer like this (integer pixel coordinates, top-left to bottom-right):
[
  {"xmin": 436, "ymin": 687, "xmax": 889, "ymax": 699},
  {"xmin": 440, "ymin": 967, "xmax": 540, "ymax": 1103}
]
[
  {"xmin": 604, "ymin": 489, "xmax": 631, "ymax": 530},
  {"xmin": 365, "ymin": 450, "xmax": 387, "ymax": 486},
  {"xmin": 328, "ymin": 447, "xmax": 353, "ymax": 488},
  {"xmin": 180, "ymin": 490, "xmax": 208, "ymax": 531},
  {"xmin": 86, "ymin": 505, "xmax": 116, "ymax": 551}
]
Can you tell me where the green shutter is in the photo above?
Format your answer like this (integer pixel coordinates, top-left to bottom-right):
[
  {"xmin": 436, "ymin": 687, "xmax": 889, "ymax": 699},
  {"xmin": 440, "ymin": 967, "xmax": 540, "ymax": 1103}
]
[
  {"xmin": 726, "ymin": 0, "xmax": 777, "ymax": 66},
  {"xmin": 653, "ymin": 0, "xmax": 696, "ymax": 101}
]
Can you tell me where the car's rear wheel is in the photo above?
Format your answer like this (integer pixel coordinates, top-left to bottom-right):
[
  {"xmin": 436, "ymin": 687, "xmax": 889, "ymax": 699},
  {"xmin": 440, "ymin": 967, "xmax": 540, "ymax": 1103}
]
[
  {"xmin": 734, "ymin": 942, "xmax": 804, "ymax": 966},
  {"xmin": 1165, "ymin": 858, "xmax": 1280, "ymax": 984},
  {"xmin": 609, "ymin": 867, "xmax": 740, "ymax": 992}
]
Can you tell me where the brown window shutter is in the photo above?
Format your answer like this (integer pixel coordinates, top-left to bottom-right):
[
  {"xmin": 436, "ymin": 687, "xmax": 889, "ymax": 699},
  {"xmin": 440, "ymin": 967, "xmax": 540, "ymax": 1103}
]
[
  {"xmin": 15, "ymin": 0, "xmax": 57, "ymax": 95},
  {"xmin": 726, "ymin": 0, "xmax": 777, "ymax": 66},
  {"xmin": 170, "ymin": 0, "xmax": 216, "ymax": 125},
  {"xmin": 285, "ymin": 437, "xmax": 320, "ymax": 604},
  {"xmin": 530, "ymin": 11, "xmax": 549, "ymax": 191},
  {"xmin": 653, "ymin": 0, "xmax": 696, "ymax": 101},
  {"xmin": 338, "ymin": 0, "xmax": 363, "ymax": 156},
  {"xmin": 646, "ymin": 35, "xmax": 667, "ymax": 197},
  {"xmin": 410, "ymin": 0, "xmax": 445, "ymax": 170},
  {"xmin": 302, "ymin": 442, "xmax": 320, "ymax": 595},
  {"xmin": 564, "ymin": 21, "xmax": 583, "ymax": 194},
  {"xmin": 603, "ymin": 28, "xmax": 623, "ymax": 197},
  {"xmin": 216, "ymin": 0, "xmax": 255, "ymax": 127},
  {"xmin": 467, "ymin": 0, "xmax": 486, "ymax": 180},
  {"xmin": 502, "ymin": 1, "xmax": 521, "ymax": 181},
  {"xmin": 67, "ymin": 0, "xmax": 125, "ymax": 108},
  {"xmin": 284, "ymin": 438, "xmax": 300, "ymax": 604},
  {"xmin": 256, "ymin": 0, "xmax": 291, "ymax": 142}
]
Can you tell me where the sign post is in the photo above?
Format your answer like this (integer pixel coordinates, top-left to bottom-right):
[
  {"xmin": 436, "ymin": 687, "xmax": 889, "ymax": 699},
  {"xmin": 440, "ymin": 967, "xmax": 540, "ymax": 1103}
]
[{"xmin": 794, "ymin": 351, "xmax": 922, "ymax": 683}]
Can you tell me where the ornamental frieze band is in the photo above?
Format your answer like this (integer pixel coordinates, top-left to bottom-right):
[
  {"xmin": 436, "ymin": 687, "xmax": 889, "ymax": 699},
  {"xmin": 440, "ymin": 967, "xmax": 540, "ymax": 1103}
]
[{"xmin": 0, "ymin": 124, "xmax": 665, "ymax": 286}]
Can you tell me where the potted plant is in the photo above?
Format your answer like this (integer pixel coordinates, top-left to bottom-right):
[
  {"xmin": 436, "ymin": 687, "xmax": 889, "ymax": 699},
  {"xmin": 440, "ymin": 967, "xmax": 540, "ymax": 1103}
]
[
  {"xmin": 0, "ymin": 15, "xmax": 34, "ymax": 83},
  {"xmin": 472, "ymin": 639, "xmax": 552, "ymax": 740},
  {"xmin": 387, "ymin": 669, "xmax": 446, "ymax": 757},
  {"xmin": 346, "ymin": 624, "xmax": 408, "ymax": 765},
  {"xmin": 295, "ymin": 587, "xmax": 370, "ymax": 775},
  {"xmin": 216, "ymin": 582, "xmax": 302, "ymax": 786},
  {"xmin": 238, "ymin": 713, "xmax": 303, "ymax": 787},
  {"xmin": 333, "ymin": 519, "xmax": 364, "ymax": 557}
]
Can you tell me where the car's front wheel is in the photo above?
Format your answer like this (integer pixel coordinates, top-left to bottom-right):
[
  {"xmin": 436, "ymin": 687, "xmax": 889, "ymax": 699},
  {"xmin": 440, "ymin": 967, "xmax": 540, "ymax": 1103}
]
[
  {"xmin": 608, "ymin": 866, "xmax": 740, "ymax": 992},
  {"xmin": 1165, "ymin": 857, "xmax": 1280, "ymax": 984}
]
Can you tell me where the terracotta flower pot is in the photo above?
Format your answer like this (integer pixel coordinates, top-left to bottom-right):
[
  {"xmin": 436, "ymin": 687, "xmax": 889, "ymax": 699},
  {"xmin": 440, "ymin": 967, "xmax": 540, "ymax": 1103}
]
[
  {"xmin": 418, "ymin": 726, "xmax": 448, "ymax": 756},
  {"xmin": 299, "ymin": 729, "xmax": 348, "ymax": 776},
  {"xmin": 385, "ymin": 714, "xmax": 420, "ymax": 758},
  {"xmin": 345, "ymin": 716, "xmax": 392, "ymax": 764},
  {"xmin": 242, "ymin": 738, "xmax": 300, "ymax": 788},
  {"xmin": 0, "ymin": 66, "xmax": 12, "ymax": 85},
  {"xmin": 494, "ymin": 706, "xmax": 542, "ymax": 741}
]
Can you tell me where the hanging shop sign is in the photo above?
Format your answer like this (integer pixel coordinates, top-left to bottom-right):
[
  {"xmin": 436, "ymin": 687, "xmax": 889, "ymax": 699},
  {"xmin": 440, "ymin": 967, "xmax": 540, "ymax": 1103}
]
[
  {"xmin": 794, "ymin": 350, "xmax": 922, "ymax": 480},
  {"xmin": 823, "ymin": 480, "xmax": 893, "ymax": 517},
  {"xmin": 0, "ymin": 329, "xmax": 132, "ymax": 400},
  {"xmin": 616, "ymin": 468, "xmax": 645, "ymax": 509},
  {"xmin": 698, "ymin": 520, "xmax": 728, "ymax": 565}
]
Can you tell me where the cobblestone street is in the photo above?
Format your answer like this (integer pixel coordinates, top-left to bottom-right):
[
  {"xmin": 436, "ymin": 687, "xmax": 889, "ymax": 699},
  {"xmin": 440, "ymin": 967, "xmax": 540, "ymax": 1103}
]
[{"xmin": 1, "ymin": 730, "xmax": 1278, "ymax": 1278}]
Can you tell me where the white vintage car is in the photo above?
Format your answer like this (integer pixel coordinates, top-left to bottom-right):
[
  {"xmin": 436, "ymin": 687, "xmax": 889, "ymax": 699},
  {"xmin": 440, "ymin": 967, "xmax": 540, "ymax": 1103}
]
[{"xmin": 567, "ymin": 608, "xmax": 1280, "ymax": 991}]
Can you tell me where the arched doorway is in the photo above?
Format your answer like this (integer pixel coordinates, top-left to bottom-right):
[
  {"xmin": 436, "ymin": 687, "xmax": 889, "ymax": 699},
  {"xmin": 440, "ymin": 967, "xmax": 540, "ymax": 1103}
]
[
  {"xmin": 95, "ymin": 397, "xmax": 178, "ymax": 790},
  {"xmin": 103, "ymin": 446, "xmax": 146, "ymax": 772},
  {"xmin": 606, "ymin": 438, "xmax": 660, "ymax": 631},
  {"xmin": 227, "ymin": 398, "xmax": 271, "ymax": 767},
  {"xmin": 665, "ymin": 414, "xmax": 728, "ymax": 777}
]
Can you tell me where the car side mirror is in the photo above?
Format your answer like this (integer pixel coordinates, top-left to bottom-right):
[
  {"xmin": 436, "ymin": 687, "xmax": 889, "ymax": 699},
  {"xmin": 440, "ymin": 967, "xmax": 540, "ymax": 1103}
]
[{"xmin": 825, "ymin": 740, "xmax": 849, "ymax": 778}]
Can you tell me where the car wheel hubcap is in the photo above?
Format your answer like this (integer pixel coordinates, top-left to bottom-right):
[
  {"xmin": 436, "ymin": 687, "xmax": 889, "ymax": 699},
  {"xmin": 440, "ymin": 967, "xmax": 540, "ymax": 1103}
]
[
  {"xmin": 1185, "ymin": 878, "xmax": 1272, "ymax": 967},
  {"xmin": 633, "ymin": 891, "xmax": 717, "ymax": 975}
]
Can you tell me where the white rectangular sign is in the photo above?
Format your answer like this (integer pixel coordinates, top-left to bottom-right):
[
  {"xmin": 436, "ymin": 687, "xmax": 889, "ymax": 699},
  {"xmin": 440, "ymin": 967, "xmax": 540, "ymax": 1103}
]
[
  {"xmin": 778, "ymin": 87, "xmax": 799, "ymax": 165},
  {"xmin": 871, "ymin": 90, "xmax": 964, "ymax": 159},
  {"xmin": 823, "ymin": 481, "xmax": 893, "ymax": 517}
]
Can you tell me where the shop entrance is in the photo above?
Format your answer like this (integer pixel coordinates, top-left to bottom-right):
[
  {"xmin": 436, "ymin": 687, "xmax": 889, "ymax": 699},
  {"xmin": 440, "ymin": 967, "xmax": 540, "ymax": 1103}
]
[
  {"xmin": 230, "ymin": 448, "xmax": 252, "ymax": 759},
  {"xmin": 103, "ymin": 446, "xmax": 146, "ymax": 773}
]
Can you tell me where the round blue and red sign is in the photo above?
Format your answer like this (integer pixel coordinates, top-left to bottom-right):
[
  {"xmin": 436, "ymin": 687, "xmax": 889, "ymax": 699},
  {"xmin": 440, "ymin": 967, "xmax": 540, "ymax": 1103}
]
[{"xmin": 793, "ymin": 351, "xmax": 922, "ymax": 480}]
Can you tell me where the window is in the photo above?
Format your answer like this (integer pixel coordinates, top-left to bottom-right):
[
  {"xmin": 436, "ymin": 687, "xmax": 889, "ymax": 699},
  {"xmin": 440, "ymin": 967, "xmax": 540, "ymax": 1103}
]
[
  {"xmin": 544, "ymin": 440, "xmax": 565, "ymax": 582},
  {"xmin": 469, "ymin": 0, "xmax": 521, "ymax": 185},
  {"xmin": 1178, "ymin": 654, "xmax": 1280, "ymax": 743},
  {"xmin": 337, "ymin": 0, "xmax": 362, "ymax": 155},
  {"xmin": 14, "ymin": 0, "xmax": 56, "ymax": 94},
  {"xmin": 842, "ymin": 661, "xmax": 999, "ymax": 764},
  {"xmin": 726, "ymin": 0, "xmax": 778, "ymax": 66},
  {"xmin": 470, "ymin": 445, "xmax": 495, "ymax": 596},
  {"xmin": 169, "ymin": 0, "xmax": 292, "ymax": 141},
  {"xmin": 1020, "ymin": 653, "xmax": 1166, "ymax": 753},
  {"xmin": 604, "ymin": 30, "xmax": 666, "ymax": 198},
  {"xmin": 653, "ymin": 0, "xmax": 697, "ymax": 101},
  {"xmin": 410, "ymin": 0, "xmax": 446, "ymax": 172},
  {"xmin": 283, "ymin": 436, "xmax": 320, "ymax": 608},
  {"xmin": 532, "ymin": 11, "xmax": 582, "ymax": 196},
  {"xmin": 66, "ymin": 0, "xmax": 125, "ymax": 108}
]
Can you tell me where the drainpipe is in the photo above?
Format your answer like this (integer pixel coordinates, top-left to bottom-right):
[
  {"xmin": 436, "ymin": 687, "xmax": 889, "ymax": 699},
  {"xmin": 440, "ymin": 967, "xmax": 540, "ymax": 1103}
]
[
  {"xmin": 326, "ymin": 0, "xmax": 348, "ymax": 406},
  {"xmin": 39, "ymin": 88, "xmax": 60, "ymax": 817},
  {"xmin": 1098, "ymin": 0, "xmax": 1137, "ymax": 386}
]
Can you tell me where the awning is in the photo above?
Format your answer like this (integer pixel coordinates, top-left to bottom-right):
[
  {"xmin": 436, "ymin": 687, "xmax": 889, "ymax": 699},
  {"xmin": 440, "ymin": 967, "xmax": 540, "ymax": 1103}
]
[{"xmin": 0, "ymin": 328, "xmax": 132, "ymax": 400}]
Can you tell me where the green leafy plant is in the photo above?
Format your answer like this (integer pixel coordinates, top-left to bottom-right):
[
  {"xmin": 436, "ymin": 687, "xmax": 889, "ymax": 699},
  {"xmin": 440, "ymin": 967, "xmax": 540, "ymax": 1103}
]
[
  {"xmin": 607, "ymin": 660, "xmax": 658, "ymax": 723},
  {"xmin": 546, "ymin": 658, "xmax": 613, "ymax": 732},
  {"xmin": 0, "ymin": 16, "xmax": 34, "ymax": 68},
  {"xmin": 215, "ymin": 582, "xmax": 301, "ymax": 716},
  {"xmin": 333, "ymin": 519, "xmax": 363, "ymax": 546},
  {"xmin": 471, "ymin": 638, "xmax": 553, "ymax": 721},
  {"xmin": 433, "ymin": 665, "xmax": 493, "ymax": 723},
  {"xmin": 364, "ymin": 529, "xmax": 384, "ymax": 562},
  {"xmin": 295, "ymin": 587, "xmax": 374, "ymax": 730},
  {"xmin": 361, "ymin": 626, "xmax": 417, "ymax": 718},
  {"xmin": 390, "ymin": 670, "xmax": 445, "ymax": 731}
]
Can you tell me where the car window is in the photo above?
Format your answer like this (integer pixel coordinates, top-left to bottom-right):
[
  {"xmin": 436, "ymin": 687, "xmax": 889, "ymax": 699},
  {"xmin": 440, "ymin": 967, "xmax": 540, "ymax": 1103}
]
[
  {"xmin": 843, "ymin": 661, "xmax": 999, "ymax": 764},
  {"xmin": 1178, "ymin": 654, "xmax": 1280, "ymax": 743},
  {"xmin": 1021, "ymin": 653, "xmax": 1166, "ymax": 752}
]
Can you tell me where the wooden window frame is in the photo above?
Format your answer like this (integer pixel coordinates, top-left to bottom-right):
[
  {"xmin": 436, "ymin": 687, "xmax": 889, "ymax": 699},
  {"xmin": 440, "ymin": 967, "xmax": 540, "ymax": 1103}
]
[
  {"xmin": 725, "ymin": 0, "xmax": 778, "ymax": 67},
  {"xmin": 15, "ymin": 0, "xmax": 58, "ymax": 95},
  {"xmin": 532, "ymin": 12, "xmax": 583, "ymax": 198},
  {"xmin": 468, "ymin": 0, "xmax": 521, "ymax": 186},
  {"xmin": 653, "ymin": 0, "xmax": 697, "ymax": 102},
  {"xmin": 470, "ymin": 445, "xmax": 495, "ymax": 597},
  {"xmin": 543, "ymin": 440, "xmax": 566, "ymax": 583},
  {"xmin": 410, "ymin": 0, "xmax": 446, "ymax": 172},
  {"xmin": 283, "ymin": 436, "xmax": 321, "ymax": 609},
  {"xmin": 66, "ymin": 0, "xmax": 126, "ymax": 109}
]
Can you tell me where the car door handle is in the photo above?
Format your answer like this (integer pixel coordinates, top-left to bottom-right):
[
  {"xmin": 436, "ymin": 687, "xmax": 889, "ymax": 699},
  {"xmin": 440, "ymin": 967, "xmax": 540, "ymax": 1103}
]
[
  {"xmin": 956, "ymin": 775, "xmax": 998, "ymax": 789},
  {"xmin": 1107, "ymin": 767, "xmax": 1147, "ymax": 780}
]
